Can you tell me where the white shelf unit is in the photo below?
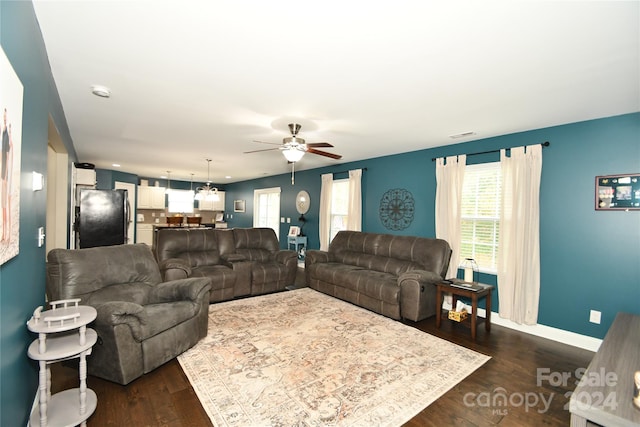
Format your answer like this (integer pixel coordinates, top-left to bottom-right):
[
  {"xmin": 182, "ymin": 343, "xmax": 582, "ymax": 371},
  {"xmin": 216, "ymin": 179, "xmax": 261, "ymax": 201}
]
[{"xmin": 27, "ymin": 299, "xmax": 98, "ymax": 427}]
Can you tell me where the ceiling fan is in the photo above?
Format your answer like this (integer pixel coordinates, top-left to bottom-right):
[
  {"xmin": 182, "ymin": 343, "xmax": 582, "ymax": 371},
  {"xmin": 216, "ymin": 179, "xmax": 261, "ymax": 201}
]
[{"xmin": 244, "ymin": 123, "xmax": 342, "ymax": 162}]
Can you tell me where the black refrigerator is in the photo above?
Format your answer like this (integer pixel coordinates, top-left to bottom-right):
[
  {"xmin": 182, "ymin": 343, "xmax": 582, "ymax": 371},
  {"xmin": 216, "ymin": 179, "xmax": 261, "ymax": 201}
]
[{"xmin": 76, "ymin": 189, "xmax": 130, "ymax": 248}]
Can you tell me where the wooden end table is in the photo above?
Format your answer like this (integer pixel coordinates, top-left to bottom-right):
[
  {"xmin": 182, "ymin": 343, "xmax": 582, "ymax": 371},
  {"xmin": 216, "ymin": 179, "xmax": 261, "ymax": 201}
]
[{"xmin": 435, "ymin": 279, "xmax": 493, "ymax": 340}]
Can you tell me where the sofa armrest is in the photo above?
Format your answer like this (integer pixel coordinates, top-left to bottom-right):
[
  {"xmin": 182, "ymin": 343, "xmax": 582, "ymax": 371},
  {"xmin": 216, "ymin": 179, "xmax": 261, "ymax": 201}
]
[
  {"xmin": 398, "ymin": 269, "xmax": 443, "ymax": 322},
  {"xmin": 158, "ymin": 258, "xmax": 191, "ymax": 281},
  {"xmin": 274, "ymin": 250, "xmax": 297, "ymax": 264},
  {"xmin": 148, "ymin": 277, "xmax": 211, "ymax": 304},
  {"xmin": 95, "ymin": 301, "xmax": 147, "ymax": 341},
  {"xmin": 305, "ymin": 250, "xmax": 330, "ymax": 266}
]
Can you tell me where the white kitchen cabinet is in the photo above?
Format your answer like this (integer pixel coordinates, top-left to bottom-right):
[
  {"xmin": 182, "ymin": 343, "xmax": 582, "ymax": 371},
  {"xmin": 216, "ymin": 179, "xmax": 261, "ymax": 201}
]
[
  {"xmin": 137, "ymin": 186, "xmax": 166, "ymax": 209},
  {"xmin": 198, "ymin": 191, "xmax": 225, "ymax": 211},
  {"xmin": 136, "ymin": 224, "xmax": 154, "ymax": 246}
]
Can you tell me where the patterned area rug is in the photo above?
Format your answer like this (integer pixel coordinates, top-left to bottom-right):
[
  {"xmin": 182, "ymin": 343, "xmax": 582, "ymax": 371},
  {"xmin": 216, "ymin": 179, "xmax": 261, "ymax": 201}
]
[{"xmin": 178, "ymin": 288, "xmax": 490, "ymax": 426}]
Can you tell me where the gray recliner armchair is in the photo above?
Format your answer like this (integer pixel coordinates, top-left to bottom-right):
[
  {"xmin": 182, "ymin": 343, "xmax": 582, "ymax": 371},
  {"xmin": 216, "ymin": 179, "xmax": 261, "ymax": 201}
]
[{"xmin": 46, "ymin": 244, "xmax": 211, "ymax": 385}]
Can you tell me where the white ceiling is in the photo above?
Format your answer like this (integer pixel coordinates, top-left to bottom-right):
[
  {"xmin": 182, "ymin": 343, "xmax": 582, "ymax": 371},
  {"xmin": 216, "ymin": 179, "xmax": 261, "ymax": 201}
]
[{"xmin": 33, "ymin": 1, "xmax": 639, "ymax": 184}]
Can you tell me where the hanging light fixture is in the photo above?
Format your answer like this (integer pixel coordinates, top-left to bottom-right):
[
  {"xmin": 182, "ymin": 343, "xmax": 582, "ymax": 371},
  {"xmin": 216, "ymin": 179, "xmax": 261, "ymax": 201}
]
[
  {"xmin": 165, "ymin": 171, "xmax": 172, "ymax": 194},
  {"xmin": 189, "ymin": 173, "xmax": 195, "ymax": 198},
  {"xmin": 282, "ymin": 145, "xmax": 305, "ymax": 162},
  {"xmin": 194, "ymin": 159, "xmax": 220, "ymax": 202}
]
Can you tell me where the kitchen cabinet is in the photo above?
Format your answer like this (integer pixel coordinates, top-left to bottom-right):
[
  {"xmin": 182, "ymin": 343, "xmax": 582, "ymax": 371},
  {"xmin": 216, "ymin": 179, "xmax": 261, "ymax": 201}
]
[
  {"xmin": 137, "ymin": 186, "xmax": 166, "ymax": 209},
  {"xmin": 198, "ymin": 191, "xmax": 225, "ymax": 211},
  {"xmin": 136, "ymin": 224, "xmax": 154, "ymax": 246}
]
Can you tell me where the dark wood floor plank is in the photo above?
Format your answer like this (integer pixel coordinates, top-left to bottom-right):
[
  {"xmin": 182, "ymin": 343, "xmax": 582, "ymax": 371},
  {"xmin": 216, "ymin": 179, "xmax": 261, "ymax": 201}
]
[{"xmin": 51, "ymin": 314, "xmax": 594, "ymax": 426}]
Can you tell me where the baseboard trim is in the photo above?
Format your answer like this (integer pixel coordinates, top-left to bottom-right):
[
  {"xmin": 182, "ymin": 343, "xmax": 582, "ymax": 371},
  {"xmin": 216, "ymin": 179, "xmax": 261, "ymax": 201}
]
[{"xmin": 442, "ymin": 301, "xmax": 602, "ymax": 352}]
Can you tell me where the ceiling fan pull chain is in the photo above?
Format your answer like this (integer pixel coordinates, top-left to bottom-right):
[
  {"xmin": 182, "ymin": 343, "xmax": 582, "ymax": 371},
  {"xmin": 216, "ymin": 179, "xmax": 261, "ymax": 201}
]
[{"xmin": 291, "ymin": 162, "xmax": 295, "ymax": 185}]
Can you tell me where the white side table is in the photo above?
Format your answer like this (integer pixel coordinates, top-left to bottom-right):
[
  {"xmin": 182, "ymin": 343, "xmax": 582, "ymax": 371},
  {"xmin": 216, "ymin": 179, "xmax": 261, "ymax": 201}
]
[{"xmin": 27, "ymin": 299, "xmax": 98, "ymax": 427}]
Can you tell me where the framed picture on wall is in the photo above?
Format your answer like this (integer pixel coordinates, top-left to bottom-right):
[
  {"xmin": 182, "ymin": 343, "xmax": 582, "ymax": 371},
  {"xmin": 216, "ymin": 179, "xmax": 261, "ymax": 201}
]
[
  {"xmin": 595, "ymin": 173, "xmax": 640, "ymax": 210},
  {"xmin": 234, "ymin": 200, "xmax": 245, "ymax": 212}
]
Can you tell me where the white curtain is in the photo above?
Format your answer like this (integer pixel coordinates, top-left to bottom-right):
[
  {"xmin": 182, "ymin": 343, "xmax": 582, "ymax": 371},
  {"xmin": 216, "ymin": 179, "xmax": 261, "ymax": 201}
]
[
  {"xmin": 346, "ymin": 169, "xmax": 362, "ymax": 231},
  {"xmin": 497, "ymin": 144, "xmax": 542, "ymax": 325},
  {"xmin": 435, "ymin": 155, "xmax": 466, "ymax": 279},
  {"xmin": 319, "ymin": 173, "xmax": 333, "ymax": 251}
]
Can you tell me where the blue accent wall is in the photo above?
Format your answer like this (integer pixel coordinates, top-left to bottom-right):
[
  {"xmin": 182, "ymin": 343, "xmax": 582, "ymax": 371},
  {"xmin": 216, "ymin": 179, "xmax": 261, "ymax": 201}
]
[
  {"xmin": 0, "ymin": 2, "xmax": 77, "ymax": 425},
  {"xmin": 226, "ymin": 113, "xmax": 640, "ymax": 340}
]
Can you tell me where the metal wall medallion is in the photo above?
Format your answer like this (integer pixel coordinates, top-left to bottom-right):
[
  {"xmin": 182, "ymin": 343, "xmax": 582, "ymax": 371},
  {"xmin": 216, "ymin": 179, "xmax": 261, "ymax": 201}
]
[{"xmin": 379, "ymin": 188, "xmax": 415, "ymax": 230}]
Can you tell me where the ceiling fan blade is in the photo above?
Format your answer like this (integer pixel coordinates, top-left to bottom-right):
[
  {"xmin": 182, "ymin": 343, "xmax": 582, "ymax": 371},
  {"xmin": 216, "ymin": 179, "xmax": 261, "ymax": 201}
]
[
  {"xmin": 243, "ymin": 147, "xmax": 280, "ymax": 154},
  {"xmin": 307, "ymin": 148, "xmax": 342, "ymax": 159},
  {"xmin": 252, "ymin": 140, "xmax": 282, "ymax": 146},
  {"xmin": 306, "ymin": 142, "xmax": 333, "ymax": 148}
]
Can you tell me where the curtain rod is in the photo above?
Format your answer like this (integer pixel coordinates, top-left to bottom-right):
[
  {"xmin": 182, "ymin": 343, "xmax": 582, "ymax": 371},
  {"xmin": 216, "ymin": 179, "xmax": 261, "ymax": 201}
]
[
  {"xmin": 431, "ymin": 141, "xmax": 550, "ymax": 162},
  {"xmin": 332, "ymin": 167, "xmax": 368, "ymax": 175}
]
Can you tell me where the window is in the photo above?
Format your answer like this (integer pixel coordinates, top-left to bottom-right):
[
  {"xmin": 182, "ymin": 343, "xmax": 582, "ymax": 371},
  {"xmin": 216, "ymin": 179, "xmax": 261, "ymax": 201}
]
[
  {"xmin": 253, "ymin": 187, "xmax": 281, "ymax": 238},
  {"xmin": 460, "ymin": 162, "xmax": 501, "ymax": 272},
  {"xmin": 329, "ymin": 179, "xmax": 349, "ymax": 242},
  {"xmin": 167, "ymin": 190, "xmax": 194, "ymax": 214}
]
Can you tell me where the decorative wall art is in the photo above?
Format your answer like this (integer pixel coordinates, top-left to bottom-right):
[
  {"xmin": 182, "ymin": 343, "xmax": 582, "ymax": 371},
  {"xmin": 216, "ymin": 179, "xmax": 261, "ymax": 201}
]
[
  {"xmin": 234, "ymin": 200, "xmax": 245, "ymax": 212},
  {"xmin": 0, "ymin": 46, "xmax": 23, "ymax": 265},
  {"xmin": 595, "ymin": 174, "xmax": 640, "ymax": 210},
  {"xmin": 379, "ymin": 188, "xmax": 415, "ymax": 230}
]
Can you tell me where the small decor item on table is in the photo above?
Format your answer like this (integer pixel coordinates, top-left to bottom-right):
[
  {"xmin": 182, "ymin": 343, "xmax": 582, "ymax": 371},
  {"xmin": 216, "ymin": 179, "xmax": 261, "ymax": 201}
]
[
  {"xmin": 460, "ymin": 258, "xmax": 479, "ymax": 283},
  {"xmin": 167, "ymin": 215, "xmax": 183, "ymax": 226}
]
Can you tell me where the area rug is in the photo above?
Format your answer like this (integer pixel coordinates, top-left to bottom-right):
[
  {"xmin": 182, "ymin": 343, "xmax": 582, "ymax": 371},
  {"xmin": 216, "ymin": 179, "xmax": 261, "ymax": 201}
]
[{"xmin": 178, "ymin": 288, "xmax": 490, "ymax": 426}]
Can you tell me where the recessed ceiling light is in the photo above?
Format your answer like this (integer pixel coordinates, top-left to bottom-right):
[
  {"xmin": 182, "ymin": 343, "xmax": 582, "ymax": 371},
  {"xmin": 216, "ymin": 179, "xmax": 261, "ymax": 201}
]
[
  {"xmin": 112, "ymin": 163, "xmax": 120, "ymax": 167},
  {"xmin": 91, "ymin": 85, "xmax": 111, "ymax": 98},
  {"xmin": 449, "ymin": 131, "xmax": 476, "ymax": 139},
  {"xmin": 225, "ymin": 176, "xmax": 232, "ymax": 179}
]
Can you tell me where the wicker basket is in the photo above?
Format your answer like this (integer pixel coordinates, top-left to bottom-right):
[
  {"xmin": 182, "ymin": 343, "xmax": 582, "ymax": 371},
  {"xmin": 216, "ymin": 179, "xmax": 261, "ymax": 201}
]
[
  {"xmin": 166, "ymin": 216, "xmax": 183, "ymax": 226},
  {"xmin": 448, "ymin": 309, "xmax": 468, "ymax": 322},
  {"xmin": 186, "ymin": 216, "xmax": 201, "ymax": 227}
]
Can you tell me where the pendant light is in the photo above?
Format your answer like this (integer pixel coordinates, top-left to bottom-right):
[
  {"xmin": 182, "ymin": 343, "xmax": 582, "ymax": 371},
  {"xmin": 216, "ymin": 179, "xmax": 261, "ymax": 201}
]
[
  {"xmin": 165, "ymin": 171, "xmax": 172, "ymax": 194},
  {"xmin": 194, "ymin": 159, "xmax": 220, "ymax": 202}
]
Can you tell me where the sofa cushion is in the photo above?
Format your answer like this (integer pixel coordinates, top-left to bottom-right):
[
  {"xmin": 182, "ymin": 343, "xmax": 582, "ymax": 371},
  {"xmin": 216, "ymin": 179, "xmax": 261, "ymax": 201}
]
[
  {"xmin": 86, "ymin": 283, "xmax": 152, "ymax": 307},
  {"xmin": 328, "ymin": 231, "xmax": 450, "ymax": 276},
  {"xmin": 191, "ymin": 265, "xmax": 237, "ymax": 290},
  {"xmin": 310, "ymin": 262, "xmax": 398, "ymax": 303},
  {"xmin": 46, "ymin": 244, "xmax": 162, "ymax": 302},
  {"xmin": 156, "ymin": 228, "xmax": 223, "ymax": 267}
]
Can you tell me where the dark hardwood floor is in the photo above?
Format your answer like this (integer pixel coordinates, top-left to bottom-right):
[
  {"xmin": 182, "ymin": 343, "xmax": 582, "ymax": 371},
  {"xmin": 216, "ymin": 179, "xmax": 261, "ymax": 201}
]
[{"xmin": 53, "ymin": 314, "xmax": 595, "ymax": 426}]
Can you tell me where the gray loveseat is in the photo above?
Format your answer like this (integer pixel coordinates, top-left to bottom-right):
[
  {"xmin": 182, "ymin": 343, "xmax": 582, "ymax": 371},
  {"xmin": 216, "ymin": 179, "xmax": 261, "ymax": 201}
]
[
  {"xmin": 305, "ymin": 231, "xmax": 451, "ymax": 321},
  {"xmin": 155, "ymin": 227, "xmax": 298, "ymax": 302},
  {"xmin": 46, "ymin": 244, "xmax": 211, "ymax": 385}
]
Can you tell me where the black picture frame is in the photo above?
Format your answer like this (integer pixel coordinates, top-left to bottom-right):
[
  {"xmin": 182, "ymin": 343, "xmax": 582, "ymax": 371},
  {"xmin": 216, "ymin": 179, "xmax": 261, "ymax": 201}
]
[{"xmin": 595, "ymin": 173, "xmax": 640, "ymax": 210}]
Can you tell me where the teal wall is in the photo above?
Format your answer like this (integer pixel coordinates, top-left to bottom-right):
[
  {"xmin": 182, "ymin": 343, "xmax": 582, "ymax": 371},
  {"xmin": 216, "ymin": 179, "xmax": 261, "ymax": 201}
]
[
  {"xmin": 0, "ymin": 2, "xmax": 77, "ymax": 425},
  {"xmin": 226, "ymin": 113, "xmax": 640, "ymax": 340}
]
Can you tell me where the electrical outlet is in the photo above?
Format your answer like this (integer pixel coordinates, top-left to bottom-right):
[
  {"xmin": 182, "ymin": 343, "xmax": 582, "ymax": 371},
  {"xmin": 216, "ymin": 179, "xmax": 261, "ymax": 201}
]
[{"xmin": 589, "ymin": 310, "xmax": 601, "ymax": 324}]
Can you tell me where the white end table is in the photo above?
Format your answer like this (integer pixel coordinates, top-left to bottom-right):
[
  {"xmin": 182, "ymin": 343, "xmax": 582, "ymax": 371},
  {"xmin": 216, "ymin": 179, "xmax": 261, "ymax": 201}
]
[{"xmin": 27, "ymin": 299, "xmax": 97, "ymax": 427}]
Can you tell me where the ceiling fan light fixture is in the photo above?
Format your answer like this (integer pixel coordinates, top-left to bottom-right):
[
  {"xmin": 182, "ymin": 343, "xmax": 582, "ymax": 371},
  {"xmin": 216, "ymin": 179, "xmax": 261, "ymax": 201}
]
[{"xmin": 283, "ymin": 147, "xmax": 305, "ymax": 162}]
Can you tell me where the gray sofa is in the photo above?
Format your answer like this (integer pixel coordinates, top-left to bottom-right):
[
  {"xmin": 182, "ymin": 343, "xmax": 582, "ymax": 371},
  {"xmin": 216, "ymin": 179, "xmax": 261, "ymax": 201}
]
[
  {"xmin": 46, "ymin": 243, "xmax": 211, "ymax": 385},
  {"xmin": 155, "ymin": 227, "xmax": 298, "ymax": 302},
  {"xmin": 305, "ymin": 231, "xmax": 451, "ymax": 321}
]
